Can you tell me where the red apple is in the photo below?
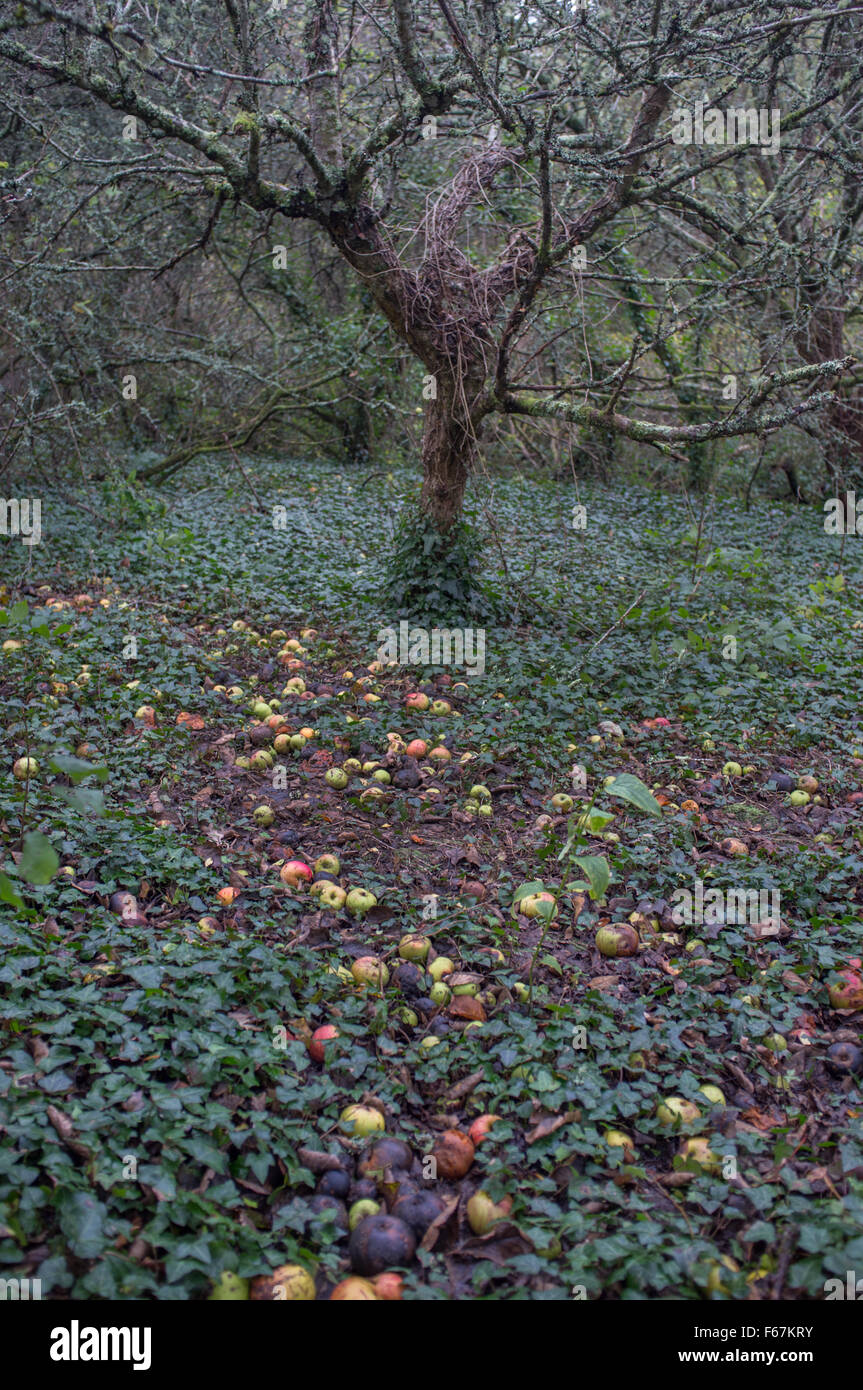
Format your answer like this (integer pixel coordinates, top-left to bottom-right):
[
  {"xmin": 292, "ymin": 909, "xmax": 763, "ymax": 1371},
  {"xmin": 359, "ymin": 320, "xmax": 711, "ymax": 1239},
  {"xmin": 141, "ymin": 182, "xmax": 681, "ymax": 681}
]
[
  {"xmin": 372, "ymin": 1272, "xmax": 403, "ymax": 1301},
  {"xmin": 829, "ymin": 969, "xmax": 863, "ymax": 1012},
  {"xmin": 405, "ymin": 692, "xmax": 430, "ymax": 711},
  {"xmin": 308, "ymin": 1024, "xmax": 339, "ymax": 1064},
  {"xmin": 468, "ymin": 1114, "xmax": 500, "ymax": 1146},
  {"xmin": 330, "ymin": 1277, "xmax": 378, "ymax": 1301},
  {"xmin": 279, "ymin": 860, "xmax": 313, "ymax": 887}
]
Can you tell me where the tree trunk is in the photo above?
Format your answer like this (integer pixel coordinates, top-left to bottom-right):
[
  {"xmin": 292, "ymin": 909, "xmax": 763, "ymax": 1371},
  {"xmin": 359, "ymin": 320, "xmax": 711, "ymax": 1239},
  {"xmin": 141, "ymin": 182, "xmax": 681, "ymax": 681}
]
[{"xmin": 419, "ymin": 382, "xmax": 482, "ymax": 533}]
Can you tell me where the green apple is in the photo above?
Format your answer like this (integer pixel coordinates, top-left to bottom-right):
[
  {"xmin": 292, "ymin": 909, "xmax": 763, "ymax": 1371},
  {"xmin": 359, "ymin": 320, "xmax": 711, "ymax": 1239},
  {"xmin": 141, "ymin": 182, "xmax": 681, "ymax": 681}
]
[
  {"xmin": 314, "ymin": 854, "xmax": 340, "ymax": 875},
  {"xmin": 722, "ymin": 761, "xmax": 742, "ymax": 778},
  {"xmin": 319, "ymin": 883, "xmax": 347, "ymax": 911},
  {"xmin": 428, "ymin": 956, "xmax": 454, "ymax": 982},
  {"xmin": 325, "ymin": 768, "xmax": 349, "ymax": 790},
  {"xmin": 339, "ymin": 1104, "xmax": 385, "ymax": 1137},
  {"xmin": 656, "ymin": 1096, "xmax": 701, "ymax": 1127},
  {"xmin": 12, "ymin": 757, "xmax": 39, "ymax": 780},
  {"xmin": 398, "ymin": 934, "xmax": 430, "ymax": 962},
  {"xmin": 429, "ymin": 981, "xmax": 452, "ymax": 1006},
  {"xmin": 698, "ymin": 1084, "xmax": 726, "ymax": 1107},
  {"xmin": 253, "ymin": 805, "xmax": 275, "ymax": 828},
  {"xmin": 679, "ymin": 1137, "xmax": 722, "ymax": 1175},
  {"xmin": 349, "ymin": 1199, "xmax": 380, "ymax": 1231},
  {"xmin": 549, "ymin": 792, "xmax": 574, "ymax": 813},
  {"xmin": 345, "ymin": 887, "xmax": 377, "ymax": 917},
  {"xmin": 469, "ymin": 784, "xmax": 491, "ymax": 802},
  {"xmin": 350, "ymin": 955, "xmax": 389, "ymax": 988},
  {"xmin": 209, "ymin": 1271, "xmax": 250, "ymax": 1301}
]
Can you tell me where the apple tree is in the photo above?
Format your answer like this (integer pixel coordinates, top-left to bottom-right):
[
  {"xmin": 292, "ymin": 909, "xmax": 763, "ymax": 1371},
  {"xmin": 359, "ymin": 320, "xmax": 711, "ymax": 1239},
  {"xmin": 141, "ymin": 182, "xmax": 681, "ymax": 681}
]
[{"xmin": 1, "ymin": 0, "xmax": 862, "ymax": 564}]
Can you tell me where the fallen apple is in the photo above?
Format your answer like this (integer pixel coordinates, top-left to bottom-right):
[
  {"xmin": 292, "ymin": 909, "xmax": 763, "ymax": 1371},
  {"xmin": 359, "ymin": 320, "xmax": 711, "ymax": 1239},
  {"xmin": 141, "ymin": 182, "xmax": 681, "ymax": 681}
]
[
  {"xmin": 349, "ymin": 1214, "xmax": 416, "ymax": 1276},
  {"xmin": 428, "ymin": 746, "xmax": 451, "ymax": 763},
  {"xmin": 351, "ymin": 955, "xmax": 390, "ymax": 989},
  {"xmin": 549, "ymin": 792, "xmax": 574, "ymax": 813},
  {"xmin": 679, "ymin": 1137, "xmax": 721, "ymax": 1174},
  {"xmin": 604, "ymin": 1129, "xmax": 637, "ymax": 1160},
  {"xmin": 249, "ymin": 1263, "xmax": 315, "ymax": 1300},
  {"xmin": 279, "ymin": 859, "xmax": 313, "ymax": 887},
  {"xmin": 349, "ymin": 1199, "xmax": 381, "ymax": 1230},
  {"xmin": 518, "ymin": 891, "xmax": 558, "ymax": 920},
  {"xmin": 405, "ymin": 739, "xmax": 428, "ymax": 758},
  {"xmin": 405, "ymin": 692, "xmax": 430, "ymax": 711},
  {"xmin": 431, "ymin": 699, "xmax": 451, "ymax": 716},
  {"xmin": 372, "ymin": 1272, "xmax": 403, "ymax": 1301},
  {"xmin": 468, "ymin": 1114, "xmax": 500, "ymax": 1146},
  {"xmin": 722, "ymin": 761, "xmax": 742, "ymax": 778},
  {"xmin": 656, "ymin": 1096, "xmax": 702, "ymax": 1127},
  {"xmin": 208, "ymin": 1270, "xmax": 250, "ymax": 1300},
  {"xmin": 12, "ymin": 757, "xmax": 38, "ymax": 781},
  {"xmin": 340, "ymin": 1104, "xmax": 385, "ymax": 1137},
  {"xmin": 252, "ymin": 805, "xmax": 275, "ymax": 828},
  {"xmin": 429, "ymin": 981, "xmax": 451, "ymax": 1006},
  {"xmin": 430, "ymin": 1128, "xmax": 474, "ymax": 1180},
  {"xmin": 595, "ymin": 923, "xmax": 639, "ymax": 958},
  {"xmin": 698, "ymin": 1084, "xmax": 726, "ymax": 1107},
  {"xmin": 398, "ymin": 934, "xmax": 430, "ymax": 962},
  {"xmin": 325, "ymin": 768, "xmax": 349, "ymax": 790},
  {"xmin": 330, "ymin": 1277, "xmax": 379, "ymax": 1301},
  {"xmin": 308, "ymin": 1024, "xmax": 339, "ymax": 1064},
  {"xmin": 466, "ymin": 1190, "xmax": 512, "ymax": 1235},
  {"xmin": 428, "ymin": 956, "xmax": 454, "ymax": 982},
  {"xmin": 789, "ymin": 789, "xmax": 810, "ymax": 806},
  {"xmin": 319, "ymin": 883, "xmax": 347, "ymax": 911},
  {"xmin": 314, "ymin": 853, "xmax": 340, "ymax": 875},
  {"xmin": 829, "ymin": 969, "xmax": 863, "ymax": 1011},
  {"xmin": 345, "ymin": 887, "xmax": 377, "ymax": 917}
]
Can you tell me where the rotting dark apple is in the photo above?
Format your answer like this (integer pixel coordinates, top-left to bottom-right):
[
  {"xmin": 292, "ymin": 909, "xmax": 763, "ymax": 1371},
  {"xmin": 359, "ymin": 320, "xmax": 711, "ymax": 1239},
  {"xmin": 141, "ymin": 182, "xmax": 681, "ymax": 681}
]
[
  {"xmin": 349, "ymin": 1213, "xmax": 416, "ymax": 1276},
  {"xmin": 391, "ymin": 1188, "xmax": 447, "ymax": 1238}
]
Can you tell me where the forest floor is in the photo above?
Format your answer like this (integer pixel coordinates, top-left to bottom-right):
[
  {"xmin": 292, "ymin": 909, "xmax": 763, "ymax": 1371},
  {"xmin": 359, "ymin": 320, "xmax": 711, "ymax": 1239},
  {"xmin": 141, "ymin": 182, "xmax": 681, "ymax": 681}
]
[{"xmin": 1, "ymin": 458, "xmax": 862, "ymax": 1300}]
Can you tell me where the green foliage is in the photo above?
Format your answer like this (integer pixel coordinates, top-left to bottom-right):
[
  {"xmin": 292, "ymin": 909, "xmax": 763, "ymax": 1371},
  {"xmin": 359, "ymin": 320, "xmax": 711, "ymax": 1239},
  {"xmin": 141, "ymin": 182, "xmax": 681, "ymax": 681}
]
[{"xmin": 382, "ymin": 507, "xmax": 497, "ymax": 625}]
